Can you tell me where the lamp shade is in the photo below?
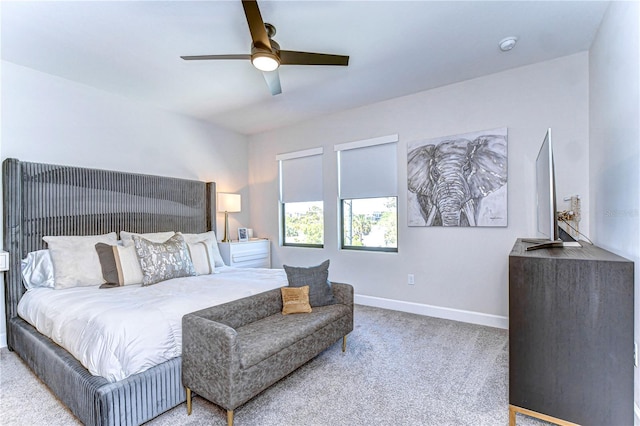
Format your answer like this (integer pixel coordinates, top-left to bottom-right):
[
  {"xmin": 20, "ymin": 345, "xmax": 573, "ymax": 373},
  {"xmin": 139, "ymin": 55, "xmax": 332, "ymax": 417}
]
[{"xmin": 218, "ymin": 193, "xmax": 241, "ymax": 213}]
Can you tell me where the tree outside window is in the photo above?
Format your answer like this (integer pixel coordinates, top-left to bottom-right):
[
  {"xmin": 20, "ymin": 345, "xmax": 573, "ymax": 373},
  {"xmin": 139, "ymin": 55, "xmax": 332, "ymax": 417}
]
[{"xmin": 282, "ymin": 201, "xmax": 323, "ymax": 247}]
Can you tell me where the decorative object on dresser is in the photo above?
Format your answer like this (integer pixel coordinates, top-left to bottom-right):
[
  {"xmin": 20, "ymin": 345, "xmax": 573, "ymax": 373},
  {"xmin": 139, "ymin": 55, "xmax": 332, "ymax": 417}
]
[
  {"xmin": 217, "ymin": 192, "xmax": 241, "ymax": 243},
  {"xmin": 218, "ymin": 239, "xmax": 271, "ymax": 268},
  {"xmin": 508, "ymin": 238, "xmax": 634, "ymax": 426},
  {"xmin": 237, "ymin": 227, "xmax": 248, "ymax": 242}
]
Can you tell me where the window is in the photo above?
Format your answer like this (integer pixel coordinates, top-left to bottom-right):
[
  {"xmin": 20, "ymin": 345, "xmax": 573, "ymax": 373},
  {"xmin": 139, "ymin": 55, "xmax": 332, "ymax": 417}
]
[
  {"xmin": 277, "ymin": 148, "xmax": 324, "ymax": 247},
  {"xmin": 282, "ymin": 201, "xmax": 323, "ymax": 246},
  {"xmin": 336, "ymin": 135, "xmax": 398, "ymax": 252},
  {"xmin": 341, "ymin": 197, "xmax": 397, "ymax": 249}
]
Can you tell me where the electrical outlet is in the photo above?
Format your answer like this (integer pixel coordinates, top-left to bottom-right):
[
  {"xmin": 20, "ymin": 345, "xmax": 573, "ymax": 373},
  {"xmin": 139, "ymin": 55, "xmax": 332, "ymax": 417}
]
[
  {"xmin": 407, "ymin": 274, "xmax": 415, "ymax": 285},
  {"xmin": 634, "ymin": 342, "xmax": 638, "ymax": 368}
]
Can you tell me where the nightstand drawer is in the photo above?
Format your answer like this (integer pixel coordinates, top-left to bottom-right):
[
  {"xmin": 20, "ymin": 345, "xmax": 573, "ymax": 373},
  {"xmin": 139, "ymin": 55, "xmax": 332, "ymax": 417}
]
[
  {"xmin": 230, "ymin": 250, "xmax": 268, "ymax": 263},
  {"xmin": 218, "ymin": 240, "xmax": 270, "ymax": 268},
  {"xmin": 0, "ymin": 251, "xmax": 8, "ymax": 272}
]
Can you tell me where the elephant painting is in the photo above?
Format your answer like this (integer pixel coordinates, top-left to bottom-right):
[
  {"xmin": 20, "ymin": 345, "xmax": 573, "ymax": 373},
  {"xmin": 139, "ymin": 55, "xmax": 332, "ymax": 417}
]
[{"xmin": 407, "ymin": 128, "xmax": 508, "ymax": 227}]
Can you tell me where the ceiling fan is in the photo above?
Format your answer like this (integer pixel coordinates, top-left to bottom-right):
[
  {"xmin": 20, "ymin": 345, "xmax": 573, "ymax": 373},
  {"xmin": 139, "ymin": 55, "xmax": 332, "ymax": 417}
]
[{"xmin": 181, "ymin": 0, "xmax": 349, "ymax": 96}]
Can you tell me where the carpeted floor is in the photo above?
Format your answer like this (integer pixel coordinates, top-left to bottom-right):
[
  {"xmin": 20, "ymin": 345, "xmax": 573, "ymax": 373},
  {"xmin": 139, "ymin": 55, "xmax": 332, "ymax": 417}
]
[{"xmin": 0, "ymin": 304, "xmax": 551, "ymax": 425}]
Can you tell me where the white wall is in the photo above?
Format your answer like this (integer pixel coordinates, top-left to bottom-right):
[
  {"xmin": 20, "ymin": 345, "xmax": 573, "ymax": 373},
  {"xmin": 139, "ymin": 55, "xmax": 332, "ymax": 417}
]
[
  {"xmin": 0, "ymin": 61, "xmax": 250, "ymax": 347},
  {"xmin": 248, "ymin": 53, "xmax": 590, "ymax": 326},
  {"xmin": 588, "ymin": 1, "xmax": 640, "ymax": 420}
]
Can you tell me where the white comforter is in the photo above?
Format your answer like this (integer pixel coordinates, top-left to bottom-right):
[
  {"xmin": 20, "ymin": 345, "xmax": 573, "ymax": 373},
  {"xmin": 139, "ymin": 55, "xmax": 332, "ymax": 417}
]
[{"xmin": 18, "ymin": 267, "xmax": 288, "ymax": 382}]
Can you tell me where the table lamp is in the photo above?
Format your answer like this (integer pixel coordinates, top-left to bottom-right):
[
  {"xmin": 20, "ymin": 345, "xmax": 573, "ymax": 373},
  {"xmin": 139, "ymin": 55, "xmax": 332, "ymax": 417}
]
[{"xmin": 218, "ymin": 193, "xmax": 241, "ymax": 242}]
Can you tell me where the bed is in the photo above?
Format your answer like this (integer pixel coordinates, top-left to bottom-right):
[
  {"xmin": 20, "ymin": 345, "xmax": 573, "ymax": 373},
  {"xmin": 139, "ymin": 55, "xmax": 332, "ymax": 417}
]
[{"xmin": 2, "ymin": 158, "xmax": 279, "ymax": 425}]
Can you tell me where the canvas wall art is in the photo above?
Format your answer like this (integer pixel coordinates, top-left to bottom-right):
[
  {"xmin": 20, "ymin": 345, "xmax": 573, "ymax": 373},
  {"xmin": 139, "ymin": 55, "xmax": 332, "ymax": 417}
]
[{"xmin": 407, "ymin": 127, "xmax": 508, "ymax": 227}]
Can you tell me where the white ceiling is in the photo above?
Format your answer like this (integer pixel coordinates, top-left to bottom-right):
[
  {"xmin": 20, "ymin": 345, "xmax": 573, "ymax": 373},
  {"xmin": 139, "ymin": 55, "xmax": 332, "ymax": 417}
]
[{"xmin": 1, "ymin": 1, "xmax": 609, "ymax": 135}]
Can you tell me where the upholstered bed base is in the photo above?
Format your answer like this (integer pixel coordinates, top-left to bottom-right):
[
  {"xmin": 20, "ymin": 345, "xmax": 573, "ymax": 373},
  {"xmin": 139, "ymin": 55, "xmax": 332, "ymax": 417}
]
[
  {"xmin": 10, "ymin": 317, "xmax": 185, "ymax": 425},
  {"xmin": 3, "ymin": 158, "xmax": 215, "ymax": 425}
]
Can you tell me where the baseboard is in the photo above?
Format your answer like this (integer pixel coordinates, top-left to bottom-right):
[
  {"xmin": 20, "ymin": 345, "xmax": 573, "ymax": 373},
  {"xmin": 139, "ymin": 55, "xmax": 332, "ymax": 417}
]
[{"xmin": 354, "ymin": 294, "xmax": 509, "ymax": 329}]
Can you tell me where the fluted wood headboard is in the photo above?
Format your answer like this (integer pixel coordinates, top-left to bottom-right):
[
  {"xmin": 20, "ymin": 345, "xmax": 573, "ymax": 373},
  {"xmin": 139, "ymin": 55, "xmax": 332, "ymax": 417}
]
[{"xmin": 2, "ymin": 158, "xmax": 215, "ymax": 348}]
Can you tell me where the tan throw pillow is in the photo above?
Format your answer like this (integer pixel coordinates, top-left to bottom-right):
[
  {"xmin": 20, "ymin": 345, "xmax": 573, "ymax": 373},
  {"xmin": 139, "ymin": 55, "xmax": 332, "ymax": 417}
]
[{"xmin": 281, "ymin": 286, "xmax": 312, "ymax": 315}]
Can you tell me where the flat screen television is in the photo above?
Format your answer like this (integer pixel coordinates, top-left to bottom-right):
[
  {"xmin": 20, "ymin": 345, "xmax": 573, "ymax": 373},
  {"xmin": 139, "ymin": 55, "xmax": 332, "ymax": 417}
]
[
  {"xmin": 525, "ymin": 128, "xmax": 580, "ymax": 251},
  {"xmin": 536, "ymin": 128, "xmax": 557, "ymax": 241}
]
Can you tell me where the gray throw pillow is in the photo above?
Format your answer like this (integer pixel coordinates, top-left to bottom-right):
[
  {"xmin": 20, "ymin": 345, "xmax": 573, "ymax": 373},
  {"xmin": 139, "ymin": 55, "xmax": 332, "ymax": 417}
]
[
  {"xmin": 132, "ymin": 233, "xmax": 196, "ymax": 286},
  {"xmin": 283, "ymin": 259, "xmax": 334, "ymax": 307},
  {"xmin": 95, "ymin": 243, "xmax": 120, "ymax": 285}
]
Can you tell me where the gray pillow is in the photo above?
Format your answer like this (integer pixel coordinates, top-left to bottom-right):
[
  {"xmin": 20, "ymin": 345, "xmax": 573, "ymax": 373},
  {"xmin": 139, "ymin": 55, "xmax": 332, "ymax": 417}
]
[
  {"xmin": 95, "ymin": 243, "xmax": 119, "ymax": 285},
  {"xmin": 283, "ymin": 259, "xmax": 334, "ymax": 307},
  {"xmin": 132, "ymin": 233, "xmax": 196, "ymax": 286}
]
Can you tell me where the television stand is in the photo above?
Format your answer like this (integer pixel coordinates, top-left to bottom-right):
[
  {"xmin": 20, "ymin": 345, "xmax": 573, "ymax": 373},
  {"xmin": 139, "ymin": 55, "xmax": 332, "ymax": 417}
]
[
  {"xmin": 522, "ymin": 227, "xmax": 583, "ymax": 250},
  {"xmin": 509, "ymin": 239, "xmax": 634, "ymax": 425},
  {"xmin": 523, "ymin": 240, "xmax": 564, "ymax": 251},
  {"xmin": 523, "ymin": 240, "xmax": 582, "ymax": 251}
]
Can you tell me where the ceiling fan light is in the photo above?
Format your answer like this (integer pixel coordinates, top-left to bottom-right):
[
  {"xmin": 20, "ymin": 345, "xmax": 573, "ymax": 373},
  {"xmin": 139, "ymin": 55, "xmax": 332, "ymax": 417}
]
[{"xmin": 252, "ymin": 52, "xmax": 280, "ymax": 72}]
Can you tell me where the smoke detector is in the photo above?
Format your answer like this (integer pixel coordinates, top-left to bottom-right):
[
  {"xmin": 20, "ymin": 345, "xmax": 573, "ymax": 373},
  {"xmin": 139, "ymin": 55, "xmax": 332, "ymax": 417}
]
[{"xmin": 499, "ymin": 37, "xmax": 518, "ymax": 52}]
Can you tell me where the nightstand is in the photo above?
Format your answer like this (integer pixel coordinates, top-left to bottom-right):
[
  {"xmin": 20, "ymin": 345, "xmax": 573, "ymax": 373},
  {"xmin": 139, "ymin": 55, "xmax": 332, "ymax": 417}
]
[{"xmin": 218, "ymin": 239, "xmax": 271, "ymax": 268}]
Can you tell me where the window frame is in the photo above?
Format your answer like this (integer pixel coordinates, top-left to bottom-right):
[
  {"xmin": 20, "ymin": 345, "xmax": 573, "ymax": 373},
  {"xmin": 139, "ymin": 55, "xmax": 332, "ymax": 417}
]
[
  {"xmin": 277, "ymin": 148, "xmax": 325, "ymax": 248},
  {"xmin": 280, "ymin": 201, "xmax": 324, "ymax": 248},
  {"xmin": 335, "ymin": 134, "xmax": 399, "ymax": 253},
  {"xmin": 339, "ymin": 196, "xmax": 398, "ymax": 253}
]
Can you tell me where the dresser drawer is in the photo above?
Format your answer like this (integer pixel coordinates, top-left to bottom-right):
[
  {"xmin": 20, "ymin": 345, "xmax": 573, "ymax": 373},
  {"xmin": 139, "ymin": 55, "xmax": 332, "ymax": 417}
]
[{"xmin": 218, "ymin": 240, "xmax": 270, "ymax": 268}]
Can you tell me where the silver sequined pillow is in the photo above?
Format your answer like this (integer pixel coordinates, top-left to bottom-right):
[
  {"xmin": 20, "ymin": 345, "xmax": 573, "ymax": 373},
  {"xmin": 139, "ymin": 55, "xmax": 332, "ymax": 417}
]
[{"xmin": 132, "ymin": 233, "xmax": 196, "ymax": 286}]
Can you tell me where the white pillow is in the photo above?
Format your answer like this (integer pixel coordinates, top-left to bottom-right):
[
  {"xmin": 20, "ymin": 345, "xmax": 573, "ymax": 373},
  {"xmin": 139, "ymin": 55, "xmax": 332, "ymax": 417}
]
[
  {"xmin": 120, "ymin": 231, "xmax": 175, "ymax": 246},
  {"xmin": 181, "ymin": 231, "xmax": 218, "ymax": 243},
  {"xmin": 181, "ymin": 231, "xmax": 225, "ymax": 267},
  {"xmin": 21, "ymin": 250, "xmax": 55, "ymax": 290},
  {"xmin": 43, "ymin": 232, "xmax": 118, "ymax": 289},
  {"xmin": 186, "ymin": 238, "xmax": 218, "ymax": 275},
  {"xmin": 113, "ymin": 245, "xmax": 144, "ymax": 285}
]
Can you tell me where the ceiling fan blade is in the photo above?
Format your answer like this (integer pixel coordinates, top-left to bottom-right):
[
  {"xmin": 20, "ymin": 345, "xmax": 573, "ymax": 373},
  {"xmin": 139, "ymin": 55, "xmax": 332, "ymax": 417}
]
[
  {"xmin": 181, "ymin": 54, "xmax": 251, "ymax": 61},
  {"xmin": 242, "ymin": 0, "xmax": 271, "ymax": 49},
  {"xmin": 280, "ymin": 50, "xmax": 349, "ymax": 66},
  {"xmin": 262, "ymin": 70, "xmax": 282, "ymax": 96}
]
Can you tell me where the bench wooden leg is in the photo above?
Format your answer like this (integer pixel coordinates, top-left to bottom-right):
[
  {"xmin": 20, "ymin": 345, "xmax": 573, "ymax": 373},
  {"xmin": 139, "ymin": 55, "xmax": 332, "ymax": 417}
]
[
  {"xmin": 227, "ymin": 409, "xmax": 234, "ymax": 426},
  {"xmin": 342, "ymin": 335, "xmax": 347, "ymax": 352},
  {"xmin": 186, "ymin": 387, "xmax": 192, "ymax": 415}
]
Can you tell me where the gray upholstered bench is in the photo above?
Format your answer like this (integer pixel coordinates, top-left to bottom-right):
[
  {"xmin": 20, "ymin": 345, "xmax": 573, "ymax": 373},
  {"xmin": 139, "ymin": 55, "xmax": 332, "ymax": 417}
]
[{"xmin": 182, "ymin": 282, "xmax": 353, "ymax": 426}]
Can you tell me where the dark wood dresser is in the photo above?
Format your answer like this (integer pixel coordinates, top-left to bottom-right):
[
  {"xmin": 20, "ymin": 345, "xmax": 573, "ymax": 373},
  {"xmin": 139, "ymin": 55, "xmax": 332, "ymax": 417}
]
[{"xmin": 508, "ymin": 239, "xmax": 634, "ymax": 426}]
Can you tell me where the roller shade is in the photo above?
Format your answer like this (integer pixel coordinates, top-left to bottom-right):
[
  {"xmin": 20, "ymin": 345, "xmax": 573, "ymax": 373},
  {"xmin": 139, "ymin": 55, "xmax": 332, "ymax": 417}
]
[
  {"xmin": 277, "ymin": 148, "xmax": 323, "ymax": 203},
  {"xmin": 336, "ymin": 135, "xmax": 398, "ymax": 199}
]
